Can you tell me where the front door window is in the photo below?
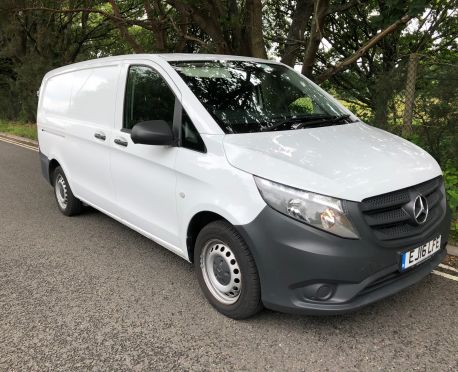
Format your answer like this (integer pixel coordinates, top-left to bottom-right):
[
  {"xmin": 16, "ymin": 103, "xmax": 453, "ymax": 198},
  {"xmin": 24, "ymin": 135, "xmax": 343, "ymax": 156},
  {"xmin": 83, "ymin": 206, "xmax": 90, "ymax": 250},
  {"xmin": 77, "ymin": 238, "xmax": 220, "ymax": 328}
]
[{"xmin": 123, "ymin": 65, "xmax": 175, "ymax": 131}]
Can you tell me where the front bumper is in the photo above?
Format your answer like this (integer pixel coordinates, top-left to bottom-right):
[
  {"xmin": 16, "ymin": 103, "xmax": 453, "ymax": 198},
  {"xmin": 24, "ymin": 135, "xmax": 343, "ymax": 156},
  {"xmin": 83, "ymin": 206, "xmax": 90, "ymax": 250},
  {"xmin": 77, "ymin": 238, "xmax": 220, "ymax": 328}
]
[{"xmin": 236, "ymin": 206, "xmax": 451, "ymax": 315}]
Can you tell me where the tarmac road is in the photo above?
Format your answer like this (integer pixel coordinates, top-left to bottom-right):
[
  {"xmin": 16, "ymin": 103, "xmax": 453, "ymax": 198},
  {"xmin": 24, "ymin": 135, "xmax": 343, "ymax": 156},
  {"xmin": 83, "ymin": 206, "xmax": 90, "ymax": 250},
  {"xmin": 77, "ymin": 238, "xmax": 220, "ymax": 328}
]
[{"xmin": 0, "ymin": 139, "xmax": 457, "ymax": 371}]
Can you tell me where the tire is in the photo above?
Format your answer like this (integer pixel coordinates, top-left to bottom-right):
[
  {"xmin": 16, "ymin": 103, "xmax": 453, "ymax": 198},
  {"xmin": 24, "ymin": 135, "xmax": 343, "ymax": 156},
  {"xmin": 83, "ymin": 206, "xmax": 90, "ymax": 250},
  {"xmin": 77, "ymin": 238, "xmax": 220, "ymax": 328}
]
[
  {"xmin": 194, "ymin": 220, "xmax": 263, "ymax": 319},
  {"xmin": 53, "ymin": 166, "xmax": 82, "ymax": 216}
]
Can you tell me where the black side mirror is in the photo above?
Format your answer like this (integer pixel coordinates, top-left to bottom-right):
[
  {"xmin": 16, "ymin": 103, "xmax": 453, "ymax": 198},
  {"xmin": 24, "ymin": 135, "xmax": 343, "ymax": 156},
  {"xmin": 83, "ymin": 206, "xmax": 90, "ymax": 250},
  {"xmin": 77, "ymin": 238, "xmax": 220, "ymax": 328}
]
[{"xmin": 131, "ymin": 120, "xmax": 174, "ymax": 146}]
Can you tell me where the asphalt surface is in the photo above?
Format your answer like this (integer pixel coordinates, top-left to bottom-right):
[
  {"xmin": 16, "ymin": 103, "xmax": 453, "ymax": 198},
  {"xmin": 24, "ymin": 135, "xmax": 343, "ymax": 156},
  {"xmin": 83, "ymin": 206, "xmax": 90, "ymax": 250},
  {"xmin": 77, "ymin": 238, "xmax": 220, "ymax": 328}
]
[{"xmin": 0, "ymin": 140, "xmax": 457, "ymax": 371}]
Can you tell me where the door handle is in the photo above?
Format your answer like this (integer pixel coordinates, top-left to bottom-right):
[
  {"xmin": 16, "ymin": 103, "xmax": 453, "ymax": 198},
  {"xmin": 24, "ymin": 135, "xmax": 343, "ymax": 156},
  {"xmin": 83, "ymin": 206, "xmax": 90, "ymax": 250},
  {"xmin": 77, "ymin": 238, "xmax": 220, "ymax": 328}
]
[
  {"xmin": 114, "ymin": 138, "xmax": 128, "ymax": 147},
  {"xmin": 94, "ymin": 132, "xmax": 106, "ymax": 141}
]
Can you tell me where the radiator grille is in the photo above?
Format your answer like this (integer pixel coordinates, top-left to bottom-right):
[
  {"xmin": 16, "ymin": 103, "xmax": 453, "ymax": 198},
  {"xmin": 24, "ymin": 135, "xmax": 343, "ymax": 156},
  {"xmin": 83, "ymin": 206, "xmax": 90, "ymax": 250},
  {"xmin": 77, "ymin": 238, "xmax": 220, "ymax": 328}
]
[{"xmin": 360, "ymin": 177, "xmax": 445, "ymax": 243}]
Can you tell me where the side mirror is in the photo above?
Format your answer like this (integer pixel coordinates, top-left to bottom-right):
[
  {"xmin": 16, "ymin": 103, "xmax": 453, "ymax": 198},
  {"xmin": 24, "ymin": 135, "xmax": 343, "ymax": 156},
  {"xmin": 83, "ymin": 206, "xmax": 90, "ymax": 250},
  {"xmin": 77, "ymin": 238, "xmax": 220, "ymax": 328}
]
[{"xmin": 131, "ymin": 120, "xmax": 174, "ymax": 146}]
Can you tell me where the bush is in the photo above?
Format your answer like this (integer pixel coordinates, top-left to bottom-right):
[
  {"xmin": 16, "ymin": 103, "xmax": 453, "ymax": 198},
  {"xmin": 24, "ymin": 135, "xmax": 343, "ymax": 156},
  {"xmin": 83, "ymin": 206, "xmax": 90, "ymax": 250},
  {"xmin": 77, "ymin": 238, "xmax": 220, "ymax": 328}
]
[{"xmin": 444, "ymin": 165, "xmax": 458, "ymax": 243}]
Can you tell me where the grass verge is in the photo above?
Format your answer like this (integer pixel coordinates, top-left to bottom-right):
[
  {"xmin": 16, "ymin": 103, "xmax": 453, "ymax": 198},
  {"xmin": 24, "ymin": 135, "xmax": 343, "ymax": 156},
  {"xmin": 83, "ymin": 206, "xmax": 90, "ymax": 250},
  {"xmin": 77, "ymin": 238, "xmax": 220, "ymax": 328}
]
[{"xmin": 0, "ymin": 120, "xmax": 37, "ymax": 141}]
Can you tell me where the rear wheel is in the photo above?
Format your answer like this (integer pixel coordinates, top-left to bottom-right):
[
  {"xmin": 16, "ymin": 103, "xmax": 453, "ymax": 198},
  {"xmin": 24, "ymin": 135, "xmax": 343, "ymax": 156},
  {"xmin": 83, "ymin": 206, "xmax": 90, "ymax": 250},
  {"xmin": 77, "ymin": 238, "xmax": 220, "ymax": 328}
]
[
  {"xmin": 195, "ymin": 220, "xmax": 263, "ymax": 319},
  {"xmin": 53, "ymin": 166, "xmax": 82, "ymax": 216}
]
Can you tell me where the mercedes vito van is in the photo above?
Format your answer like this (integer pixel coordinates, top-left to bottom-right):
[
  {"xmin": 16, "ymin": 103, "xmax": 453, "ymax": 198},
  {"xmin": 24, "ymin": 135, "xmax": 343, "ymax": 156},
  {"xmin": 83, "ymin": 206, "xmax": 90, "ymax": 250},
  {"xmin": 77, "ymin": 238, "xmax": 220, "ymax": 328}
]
[{"xmin": 37, "ymin": 54, "xmax": 451, "ymax": 319}]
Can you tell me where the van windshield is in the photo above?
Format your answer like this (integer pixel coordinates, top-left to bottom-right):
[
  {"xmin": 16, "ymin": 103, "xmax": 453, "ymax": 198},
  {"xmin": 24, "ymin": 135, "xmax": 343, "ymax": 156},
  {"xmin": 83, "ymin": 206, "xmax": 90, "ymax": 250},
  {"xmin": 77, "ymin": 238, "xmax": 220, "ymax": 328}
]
[{"xmin": 170, "ymin": 60, "xmax": 356, "ymax": 134}]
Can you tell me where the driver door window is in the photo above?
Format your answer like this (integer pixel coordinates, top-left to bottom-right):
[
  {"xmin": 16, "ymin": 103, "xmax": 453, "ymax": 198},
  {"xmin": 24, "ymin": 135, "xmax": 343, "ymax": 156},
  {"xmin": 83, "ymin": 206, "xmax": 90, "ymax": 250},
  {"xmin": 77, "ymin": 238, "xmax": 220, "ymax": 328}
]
[{"xmin": 124, "ymin": 65, "xmax": 175, "ymax": 130}]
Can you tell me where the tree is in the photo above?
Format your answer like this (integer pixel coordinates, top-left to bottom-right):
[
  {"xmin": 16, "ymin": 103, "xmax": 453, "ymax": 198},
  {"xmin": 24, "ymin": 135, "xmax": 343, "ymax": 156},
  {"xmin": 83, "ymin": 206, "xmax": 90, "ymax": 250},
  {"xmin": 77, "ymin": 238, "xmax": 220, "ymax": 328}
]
[
  {"xmin": 0, "ymin": 0, "xmax": 115, "ymax": 121},
  {"xmin": 1, "ymin": 0, "xmax": 456, "ymax": 130},
  {"xmin": 312, "ymin": 0, "xmax": 437, "ymax": 128}
]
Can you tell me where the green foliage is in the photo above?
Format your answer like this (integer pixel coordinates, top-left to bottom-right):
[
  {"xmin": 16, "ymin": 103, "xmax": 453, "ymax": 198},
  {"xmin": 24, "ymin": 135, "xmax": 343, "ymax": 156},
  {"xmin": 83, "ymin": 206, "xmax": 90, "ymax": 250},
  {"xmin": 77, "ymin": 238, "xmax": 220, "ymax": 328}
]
[
  {"xmin": 289, "ymin": 97, "xmax": 313, "ymax": 114},
  {"xmin": 444, "ymin": 166, "xmax": 458, "ymax": 242},
  {"xmin": 406, "ymin": 59, "xmax": 458, "ymax": 168},
  {"xmin": 445, "ymin": 167, "xmax": 458, "ymax": 211},
  {"xmin": 0, "ymin": 1, "xmax": 115, "ymax": 121}
]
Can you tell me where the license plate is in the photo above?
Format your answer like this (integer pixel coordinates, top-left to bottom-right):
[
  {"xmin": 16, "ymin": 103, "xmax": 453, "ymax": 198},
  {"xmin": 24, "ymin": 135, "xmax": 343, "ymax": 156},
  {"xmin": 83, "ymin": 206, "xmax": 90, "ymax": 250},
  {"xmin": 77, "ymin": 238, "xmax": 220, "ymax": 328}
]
[{"xmin": 400, "ymin": 235, "xmax": 441, "ymax": 271}]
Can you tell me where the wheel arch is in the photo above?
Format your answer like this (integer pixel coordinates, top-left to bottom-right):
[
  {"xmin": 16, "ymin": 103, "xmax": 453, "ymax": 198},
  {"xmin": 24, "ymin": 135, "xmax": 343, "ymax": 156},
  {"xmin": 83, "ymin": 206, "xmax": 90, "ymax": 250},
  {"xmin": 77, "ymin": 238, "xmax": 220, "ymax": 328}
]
[
  {"xmin": 46, "ymin": 155, "xmax": 74, "ymax": 190},
  {"xmin": 48, "ymin": 158, "xmax": 61, "ymax": 185},
  {"xmin": 186, "ymin": 211, "xmax": 230, "ymax": 263}
]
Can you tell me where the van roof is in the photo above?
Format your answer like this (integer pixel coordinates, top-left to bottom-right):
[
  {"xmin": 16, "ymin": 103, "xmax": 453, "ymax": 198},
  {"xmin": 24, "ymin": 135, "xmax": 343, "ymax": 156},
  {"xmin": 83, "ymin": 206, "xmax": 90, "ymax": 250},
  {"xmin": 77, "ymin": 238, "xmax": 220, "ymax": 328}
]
[
  {"xmin": 43, "ymin": 53, "xmax": 280, "ymax": 79},
  {"xmin": 157, "ymin": 53, "xmax": 275, "ymax": 64}
]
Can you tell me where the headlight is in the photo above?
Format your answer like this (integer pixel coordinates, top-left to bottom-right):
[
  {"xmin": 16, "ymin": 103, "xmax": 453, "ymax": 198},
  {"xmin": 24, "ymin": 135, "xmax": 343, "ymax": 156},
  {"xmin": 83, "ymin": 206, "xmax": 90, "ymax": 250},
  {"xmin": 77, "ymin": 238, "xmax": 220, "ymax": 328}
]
[{"xmin": 254, "ymin": 176, "xmax": 358, "ymax": 239}]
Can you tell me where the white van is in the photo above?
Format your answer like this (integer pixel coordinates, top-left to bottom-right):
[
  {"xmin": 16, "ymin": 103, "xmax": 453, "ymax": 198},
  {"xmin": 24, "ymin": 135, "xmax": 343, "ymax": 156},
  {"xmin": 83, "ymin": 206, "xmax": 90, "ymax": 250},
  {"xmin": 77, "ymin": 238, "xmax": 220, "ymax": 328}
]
[{"xmin": 38, "ymin": 54, "xmax": 451, "ymax": 319}]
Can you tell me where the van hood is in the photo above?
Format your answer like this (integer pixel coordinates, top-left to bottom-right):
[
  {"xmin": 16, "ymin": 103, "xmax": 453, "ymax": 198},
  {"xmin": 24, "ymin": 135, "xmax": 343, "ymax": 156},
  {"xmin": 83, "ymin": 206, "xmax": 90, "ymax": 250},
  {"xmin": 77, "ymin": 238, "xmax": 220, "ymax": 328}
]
[{"xmin": 223, "ymin": 122, "xmax": 442, "ymax": 202}]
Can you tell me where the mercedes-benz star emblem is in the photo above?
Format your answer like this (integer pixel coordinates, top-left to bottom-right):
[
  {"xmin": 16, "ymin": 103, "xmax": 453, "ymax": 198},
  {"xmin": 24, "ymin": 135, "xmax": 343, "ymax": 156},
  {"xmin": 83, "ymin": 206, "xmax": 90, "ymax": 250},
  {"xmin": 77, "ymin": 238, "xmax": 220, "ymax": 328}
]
[{"xmin": 413, "ymin": 195, "xmax": 428, "ymax": 224}]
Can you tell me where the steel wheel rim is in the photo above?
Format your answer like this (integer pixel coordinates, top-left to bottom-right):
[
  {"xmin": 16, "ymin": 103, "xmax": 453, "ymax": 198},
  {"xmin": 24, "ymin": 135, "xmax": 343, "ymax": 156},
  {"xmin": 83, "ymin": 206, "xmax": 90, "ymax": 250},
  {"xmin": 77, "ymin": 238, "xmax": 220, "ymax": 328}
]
[
  {"xmin": 200, "ymin": 239, "xmax": 242, "ymax": 305},
  {"xmin": 55, "ymin": 174, "xmax": 68, "ymax": 210}
]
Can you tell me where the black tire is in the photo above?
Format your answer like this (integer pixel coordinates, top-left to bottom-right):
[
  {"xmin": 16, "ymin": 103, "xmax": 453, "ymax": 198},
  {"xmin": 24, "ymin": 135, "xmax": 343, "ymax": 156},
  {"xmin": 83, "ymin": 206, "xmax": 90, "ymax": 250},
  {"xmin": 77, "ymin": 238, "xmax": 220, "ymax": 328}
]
[
  {"xmin": 52, "ymin": 166, "xmax": 82, "ymax": 216},
  {"xmin": 194, "ymin": 220, "xmax": 263, "ymax": 319}
]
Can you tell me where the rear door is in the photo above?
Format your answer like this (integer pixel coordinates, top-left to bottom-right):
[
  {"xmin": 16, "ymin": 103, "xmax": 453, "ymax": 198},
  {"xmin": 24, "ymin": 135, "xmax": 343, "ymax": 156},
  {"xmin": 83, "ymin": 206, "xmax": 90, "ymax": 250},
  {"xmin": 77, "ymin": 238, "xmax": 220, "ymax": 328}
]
[
  {"xmin": 64, "ymin": 64, "xmax": 121, "ymax": 213},
  {"xmin": 110, "ymin": 62, "xmax": 181, "ymax": 251}
]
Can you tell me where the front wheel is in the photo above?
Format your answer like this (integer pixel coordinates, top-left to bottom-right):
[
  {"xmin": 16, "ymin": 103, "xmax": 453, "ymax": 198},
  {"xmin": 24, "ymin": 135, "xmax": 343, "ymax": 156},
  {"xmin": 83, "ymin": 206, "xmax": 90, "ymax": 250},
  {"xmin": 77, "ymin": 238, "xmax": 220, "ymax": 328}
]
[{"xmin": 195, "ymin": 220, "xmax": 263, "ymax": 319}]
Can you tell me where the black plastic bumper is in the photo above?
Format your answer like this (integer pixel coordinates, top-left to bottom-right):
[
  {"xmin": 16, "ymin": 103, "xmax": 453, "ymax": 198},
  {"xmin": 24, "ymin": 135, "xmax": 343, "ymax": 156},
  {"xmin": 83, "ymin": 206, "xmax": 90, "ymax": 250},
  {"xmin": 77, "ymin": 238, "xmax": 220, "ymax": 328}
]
[
  {"xmin": 236, "ymin": 206, "xmax": 451, "ymax": 315},
  {"xmin": 39, "ymin": 149, "xmax": 51, "ymax": 185}
]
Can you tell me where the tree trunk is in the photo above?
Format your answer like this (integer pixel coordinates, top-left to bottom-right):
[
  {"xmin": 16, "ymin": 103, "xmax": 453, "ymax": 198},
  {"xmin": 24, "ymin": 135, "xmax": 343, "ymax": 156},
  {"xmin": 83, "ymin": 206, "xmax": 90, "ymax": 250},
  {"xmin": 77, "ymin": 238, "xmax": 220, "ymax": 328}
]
[
  {"xmin": 301, "ymin": 0, "xmax": 330, "ymax": 78},
  {"xmin": 402, "ymin": 53, "xmax": 419, "ymax": 137},
  {"xmin": 168, "ymin": 0, "xmax": 231, "ymax": 54},
  {"xmin": 249, "ymin": 0, "xmax": 267, "ymax": 58},
  {"xmin": 108, "ymin": 0, "xmax": 144, "ymax": 53},
  {"xmin": 373, "ymin": 91, "xmax": 390, "ymax": 129},
  {"xmin": 227, "ymin": 0, "xmax": 242, "ymax": 52},
  {"xmin": 144, "ymin": 0, "xmax": 168, "ymax": 52},
  {"xmin": 281, "ymin": 0, "xmax": 314, "ymax": 67},
  {"xmin": 174, "ymin": 12, "xmax": 190, "ymax": 52},
  {"xmin": 240, "ymin": 0, "xmax": 267, "ymax": 58}
]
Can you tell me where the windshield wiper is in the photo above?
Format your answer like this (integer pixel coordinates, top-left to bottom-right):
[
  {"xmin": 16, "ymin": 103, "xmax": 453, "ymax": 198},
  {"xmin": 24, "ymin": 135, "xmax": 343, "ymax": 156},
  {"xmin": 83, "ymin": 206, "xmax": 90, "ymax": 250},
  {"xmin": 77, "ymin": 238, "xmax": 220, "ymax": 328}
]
[
  {"xmin": 295, "ymin": 114, "xmax": 352, "ymax": 129},
  {"xmin": 260, "ymin": 114, "xmax": 335, "ymax": 132}
]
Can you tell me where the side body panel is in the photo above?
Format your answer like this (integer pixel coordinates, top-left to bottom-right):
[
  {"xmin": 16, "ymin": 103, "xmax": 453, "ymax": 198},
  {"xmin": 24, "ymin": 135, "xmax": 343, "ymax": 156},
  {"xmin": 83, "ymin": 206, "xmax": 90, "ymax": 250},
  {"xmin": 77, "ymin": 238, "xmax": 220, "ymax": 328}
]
[
  {"xmin": 37, "ymin": 69, "xmax": 73, "ymax": 183},
  {"xmin": 107, "ymin": 58, "xmax": 266, "ymax": 259},
  {"xmin": 36, "ymin": 56, "xmax": 234, "ymax": 260},
  {"xmin": 174, "ymin": 134, "xmax": 266, "ymax": 260},
  {"xmin": 38, "ymin": 63, "xmax": 121, "ymax": 214}
]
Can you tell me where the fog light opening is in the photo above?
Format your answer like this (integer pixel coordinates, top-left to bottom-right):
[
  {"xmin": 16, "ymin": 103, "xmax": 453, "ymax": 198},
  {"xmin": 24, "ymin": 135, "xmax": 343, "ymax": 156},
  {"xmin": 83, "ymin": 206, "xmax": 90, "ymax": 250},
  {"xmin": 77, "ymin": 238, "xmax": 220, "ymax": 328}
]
[
  {"xmin": 301, "ymin": 283, "xmax": 336, "ymax": 302},
  {"xmin": 317, "ymin": 285, "xmax": 333, "ymax": 300}
]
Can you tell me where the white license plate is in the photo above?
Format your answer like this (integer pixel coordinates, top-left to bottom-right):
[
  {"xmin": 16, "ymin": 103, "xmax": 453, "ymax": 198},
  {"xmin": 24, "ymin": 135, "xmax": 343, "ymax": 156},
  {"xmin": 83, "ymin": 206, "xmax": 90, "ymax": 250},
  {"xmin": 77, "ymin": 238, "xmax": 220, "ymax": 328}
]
[{"xmin": 401, "ymin": 235, "xmax": 441, "ymax": 271}]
